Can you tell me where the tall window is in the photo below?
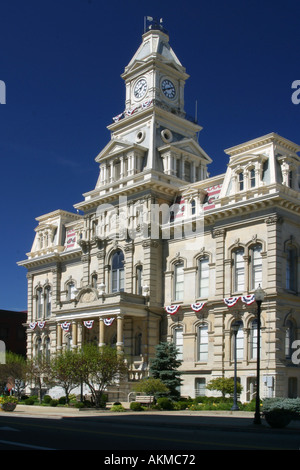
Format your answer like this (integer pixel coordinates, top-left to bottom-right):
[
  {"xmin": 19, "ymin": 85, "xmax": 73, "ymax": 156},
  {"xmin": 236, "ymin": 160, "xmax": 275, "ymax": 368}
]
[
  {"xmin": 195, "ymin": 378, "xmax": 206, "ymax": 397},
  {"xmin": 250, "ymin": 168, "xmax": 256, "ymax": 188},
  {"xmin": 285, "ymin": 320, "xmax": 295, "ymax": 358},
  {"xmin": 174, "ymin": 326, "xmax": 183, "ymax": 361},
  {"xmin": 251, "ymin": 244, "xmax": 262, "ymax": 290},
  {"xmin": 136, "ymin": 265, "xmax": 143, "ymax": 295},
  {"xmin": 191, "ymin": 199, "xmax": 196, "ymax": 215},
  {"xmin": 45, "ymin": 286, "xmax": 52, "ymax": 318},
  {"xmin": 238, "ymin": 172, "xmax": 244, "ymax": 191},
  {"xmin": 198, "ymin": 324, "xmax": 208, "ymax": 362},
  {"xmin": 174, "ymin": 262, "xmax": 184, "ymax": 300},
  {"xmin": 37, "ymin": 288, "xmax": 43, "ymax": 319},
  {"xmin": 112, "ymin": 250, "xmax": 124, "ymax": 293},
  {"xmin": 250, "ymin": 319, "xmax": 258, "ymax": 359},
  {"xmin": 286, "ymin": 247, "xmax": 297, "ymax": 292},
  {"xmin": 234, "ymin": 321, "xmax": 244, "ymax": 360},
  {"xmin": 199, "ymin": 257, "xmax": 209, "ymax": 298},
  {"xmin": 233, "ymin": 249, "xmax": 244, "ymax": 292},
  {"xmin": 67, "ymin": 281, "xmax": 76, "ymax": 300}
]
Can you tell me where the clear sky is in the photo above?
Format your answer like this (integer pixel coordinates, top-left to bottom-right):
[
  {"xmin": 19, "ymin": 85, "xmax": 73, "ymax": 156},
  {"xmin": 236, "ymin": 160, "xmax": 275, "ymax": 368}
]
[{"xmin": 0, "ymin": 0, "xmax": 299, "ymax": 311}]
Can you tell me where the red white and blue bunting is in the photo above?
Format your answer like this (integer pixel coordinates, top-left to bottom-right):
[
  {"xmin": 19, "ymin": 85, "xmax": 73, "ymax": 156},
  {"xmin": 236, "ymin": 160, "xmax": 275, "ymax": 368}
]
[
  {"xmin": 61, "ymin": 322, "xmax": 71, "ymax": 332},
  {"xmin": 83, "ymin": 320, "xmax": 94, "ymax": 329},
  {"xmin": 191, "ymin": 302, "xmax": 206, "ymax": 312},
  {"xmin": 165, "ymin": 305, "xmax": 180, "ymax": 315},
  {"xmin": 224, "ymin": 294, "xmax": 256, "ymax": 307},
  {"xmin": 113, "ymin": 100, "xmax": 153, "ymax": 122},
  {"xmin": 29, "ymin": 322, "xmax": 46, "ymax": 329},
  {"xmin": 223, "ymin": 297, "xmax": 240, "ymax": 307},
  {"xmin": 241, "ymin": 294, "xmax": 256, "ymax": 305},
  {"xmin": 104, "ymin": 318, "xmax": 115, "ymax": 326}
]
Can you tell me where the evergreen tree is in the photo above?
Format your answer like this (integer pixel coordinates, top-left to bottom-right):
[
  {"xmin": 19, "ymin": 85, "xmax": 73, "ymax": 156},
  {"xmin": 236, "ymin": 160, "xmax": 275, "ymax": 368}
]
[{"xmin": 149, "ymin": 342, "xmax": 182, "ymax": 400}]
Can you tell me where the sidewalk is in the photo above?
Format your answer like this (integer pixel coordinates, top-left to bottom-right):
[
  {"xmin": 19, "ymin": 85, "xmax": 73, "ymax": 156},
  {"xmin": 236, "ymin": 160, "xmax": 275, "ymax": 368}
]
[{"xmin": 3, "ymin": 404, "xmax": 300, "ymax": 434}]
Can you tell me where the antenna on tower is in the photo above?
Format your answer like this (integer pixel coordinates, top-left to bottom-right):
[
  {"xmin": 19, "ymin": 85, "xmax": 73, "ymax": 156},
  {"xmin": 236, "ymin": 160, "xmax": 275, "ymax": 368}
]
[{"xmin": 195, "ymin": 100, "xmax": 198, "ymax": 123}]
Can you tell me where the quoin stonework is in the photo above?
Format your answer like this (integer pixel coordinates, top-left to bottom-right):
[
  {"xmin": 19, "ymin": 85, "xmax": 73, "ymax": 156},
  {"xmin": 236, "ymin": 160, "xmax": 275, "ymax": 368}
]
[{"xmin": 18, "ymin": 20, "xmax": 300, "ymax": 402}]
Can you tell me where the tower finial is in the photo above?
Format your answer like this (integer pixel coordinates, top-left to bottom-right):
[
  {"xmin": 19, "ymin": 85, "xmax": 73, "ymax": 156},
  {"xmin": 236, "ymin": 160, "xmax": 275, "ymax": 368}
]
[{"xmin": 144, "ymin": 16, "xmax": 168, "ymax": 34}]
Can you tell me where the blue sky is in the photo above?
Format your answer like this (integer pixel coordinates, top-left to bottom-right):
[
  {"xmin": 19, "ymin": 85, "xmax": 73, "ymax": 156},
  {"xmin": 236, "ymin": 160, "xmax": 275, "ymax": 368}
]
[{"xmin": 0, "ymin": 0, "xmax": 299, "ymax": 311}]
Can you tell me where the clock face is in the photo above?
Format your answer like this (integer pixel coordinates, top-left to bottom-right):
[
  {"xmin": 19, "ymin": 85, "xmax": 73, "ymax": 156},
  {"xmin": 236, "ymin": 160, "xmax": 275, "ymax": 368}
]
[
  {"xmin": 161, "ymin": 79, "xmax": 176, "ymax": 99},
  {"xmin": 134, "ymin": 78, "xmax": 147, "ymax": 99}
]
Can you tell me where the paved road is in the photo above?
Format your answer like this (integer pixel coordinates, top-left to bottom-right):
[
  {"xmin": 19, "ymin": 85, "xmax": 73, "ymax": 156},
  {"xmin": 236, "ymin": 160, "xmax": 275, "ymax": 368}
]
[{"xmin": 0, "ymin": 406, "xmax": 299, "ymax": 451}]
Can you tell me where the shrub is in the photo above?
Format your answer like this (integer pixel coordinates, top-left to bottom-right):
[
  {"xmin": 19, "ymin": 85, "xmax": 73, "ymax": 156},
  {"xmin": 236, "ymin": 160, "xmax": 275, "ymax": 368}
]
[
  {"xmin": 43, "ymin": 395, "xmax": 52, "ymax": 404},
  {"xmin": 58, "ymin": 396, "xmax": 67, "ymax": 405},
  {"xmin": 173, "ymin": 401, "xmax": 188, "ymax": 410},
  {"xmin": 74, "ymin": 401, "xmax": 85, "ymax": 408},
  {"xmin": 130, "ymin": 401, "xmax": 143, "ymax": 411},
  {"xmin": 50, "ymin": 399, "xmax": 58, "ymax": 407},
  {"xmin": 24, "ymin": 397, "xmax": 36, "ymax": 405},
  {"xmin": 157, "ymin": 397, "xmax": 174, "ymax": 410},
  {"xmin": 110, "ymin": 404, "xmax": 126, "ymax": 412}
]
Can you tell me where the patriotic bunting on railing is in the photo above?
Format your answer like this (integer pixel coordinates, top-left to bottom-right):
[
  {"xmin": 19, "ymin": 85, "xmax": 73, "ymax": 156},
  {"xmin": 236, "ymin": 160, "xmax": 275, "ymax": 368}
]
[
  {"xmin": 223, "ymin": 297, "xmax": 240, "ymax": 307},
  {"xmin": 241, "ymin": 294, "xmax": 256, "ymax": 305},
  {"xmin": 104, "ymin": 318, "xmax": 114, "ymax": 326},
  {"xmin": 142, "ymin": 99, "xmax": 153, "ymax": 109},
  {"xmin": 83, "ymin": 320, "xmax": 94, "ymax": 329},
  {"xmin": 113, "ymin": 112, "xmax": 124, "ymax": 122},
  {"xmin": 29, "ymin": 322, "xmax": 46, "ymax": 329},
  {"xmin": 165, "ymin": 305, "xmax": 180, "ymax": 315},
  {"xmin": 191, "ymin": 302, "xmax": 206, "ymax": 312},
  {"xmin": 61, "ymin": 322, "xmax": 71, "ymax": 332}
]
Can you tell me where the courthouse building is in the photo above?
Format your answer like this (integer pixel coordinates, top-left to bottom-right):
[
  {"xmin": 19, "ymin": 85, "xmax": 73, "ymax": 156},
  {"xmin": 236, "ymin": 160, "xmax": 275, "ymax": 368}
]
[{"xmin": 18, "ymin": 20, "xmax": 300, "ymax": 401}]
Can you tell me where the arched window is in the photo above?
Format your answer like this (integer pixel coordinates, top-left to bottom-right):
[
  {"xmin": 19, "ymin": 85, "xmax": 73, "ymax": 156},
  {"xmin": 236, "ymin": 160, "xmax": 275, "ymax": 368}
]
[
  {"xmin": 134, "ymin": 333, "xmax": 142, "ymax": 355},
  {"xmin": 238, "ymin": 172, "xmax": 244, "ymax": 191},
  {"xmin": 198, "ymin": 257, "xmax": 209, "ymax": 298},
  {"xmin": 45, "ymin": 286, "xmax": 52, "ymax": 318},
  {"xmin": 174, "ymin": 326, "xmax": 183, "ymax": 360},
  {"xmin": 233, "ymin": 249, "xmax": 244, "ymax": 292},
  {"xmin": 250, "ymin": 244, "xmax": 262, "ymax": 290},
  {"xmin": 249, "ymin": 168, "xmax": 256, "ymax": 188},
  {"xmin": 285, "ymin": 320, "xmax": 295, "ymax": 358},
  {"xmin": 286, "ymin": 246, "xmax": 297, "ymax": 292},
  {"xmin": 112, "ymin": 250, "xmax": 124, "ymax": 293},
  {"xmin": 36, "ymin": 288, "xmax": 43, "ymax": 319},
  {"xmin": 174, "ymin": 262, "xmax": 184, "ymax": 300},
  {"xmin": 67, "ymin": 281, "xmax": 76, "ymax": 300},
  {"xmin": 232, "ymin": 321, "xmax": 244, "ymax": 360},
  {"xmin": 136, "ymin": 265, "xmax": 143, "ymax": 295},
  {"xmin": 198, "ymin": 324, "xmax": 208, "ymax": 362},
  {"xmin": 250, "ymin": 319, "xmax": 260, "ymax": 359}
]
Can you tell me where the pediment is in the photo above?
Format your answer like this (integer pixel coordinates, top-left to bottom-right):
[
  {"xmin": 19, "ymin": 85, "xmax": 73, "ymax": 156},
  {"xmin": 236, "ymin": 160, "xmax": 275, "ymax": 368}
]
[
  {"xmin": 95, "ymin": 139, "xmax": 146, "ymax": 163},
  {"xmin": 159, "ymin": 138, "xmax": 212, "ymax": 163}
]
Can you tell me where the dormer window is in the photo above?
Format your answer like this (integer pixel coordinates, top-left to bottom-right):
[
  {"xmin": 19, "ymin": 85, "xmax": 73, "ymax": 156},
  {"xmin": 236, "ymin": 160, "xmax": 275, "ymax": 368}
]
[
  {"xmin": 250, "ymin": 168, "xmax": 256, "ymax": 188},
  {"xmin": 238, "ymin": 172, "xmax": 244, "ymax": 191}
]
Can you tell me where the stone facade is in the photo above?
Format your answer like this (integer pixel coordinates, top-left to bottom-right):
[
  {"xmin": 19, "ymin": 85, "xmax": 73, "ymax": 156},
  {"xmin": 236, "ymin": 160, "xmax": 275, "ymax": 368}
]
[{"xmin": 18, "ymin": 21, "xmax": 300, "ymax": 401}]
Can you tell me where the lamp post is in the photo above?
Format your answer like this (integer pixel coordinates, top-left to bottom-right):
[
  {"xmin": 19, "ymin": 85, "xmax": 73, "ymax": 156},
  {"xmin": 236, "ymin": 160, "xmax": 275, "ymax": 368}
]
[
  {"xmin": 254, "ymin": 285, "xmax": 265, "ymax": 425},
  {"xmin": 231, "ymin": 322, "xmax": 240, "ymax": 411}
]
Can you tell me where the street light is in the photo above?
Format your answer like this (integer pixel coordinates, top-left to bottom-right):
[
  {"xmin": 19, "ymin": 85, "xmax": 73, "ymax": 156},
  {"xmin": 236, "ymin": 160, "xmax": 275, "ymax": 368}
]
[
  {"xmin": 254, "ymin": 284, "xmax": 265, "ymax": 425},
  {"xmin": 231, "ymin": 322, "xmax": 240, "ymax": 411}
]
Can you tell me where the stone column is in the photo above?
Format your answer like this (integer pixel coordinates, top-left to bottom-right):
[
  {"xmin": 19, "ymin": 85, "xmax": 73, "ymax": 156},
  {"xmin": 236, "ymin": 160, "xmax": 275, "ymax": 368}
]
[
  {"xmin": 72, "ymin": 321, "xmax": 77, "ymax": 348},
  {"xmin": 99, "ymin": 317, "xmax": 105, "ymax": 347},
  {"xmin": 57, "ymin": 324, "xmax": 62, "ymax": 351},
  {"xmin": 212, "ymin": 228, "xmax": 226, "ymax": 300},
  {"xmin": 117, "ymin": 315, "xmax": 124, "ymax": 352}
]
